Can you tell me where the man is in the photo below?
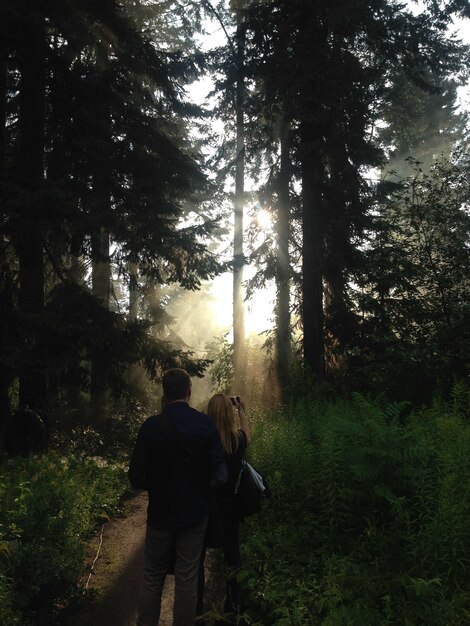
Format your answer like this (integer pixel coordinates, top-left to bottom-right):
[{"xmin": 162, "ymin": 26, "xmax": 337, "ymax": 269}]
[{"xmin": 129, "ymin": 368, "xmax": 227, "ymax": 626}]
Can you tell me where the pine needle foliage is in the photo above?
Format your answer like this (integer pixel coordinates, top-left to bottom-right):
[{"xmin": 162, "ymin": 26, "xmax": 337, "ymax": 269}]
[{"xmin": 241, "ymin": 386, "xmax": 470, "ymax": 624}]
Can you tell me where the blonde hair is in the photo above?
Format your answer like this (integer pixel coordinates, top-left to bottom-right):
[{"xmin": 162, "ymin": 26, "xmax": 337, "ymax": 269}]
[{"xmin": 207, "ymin": 393, "xmax": 240, "ymax": 454}]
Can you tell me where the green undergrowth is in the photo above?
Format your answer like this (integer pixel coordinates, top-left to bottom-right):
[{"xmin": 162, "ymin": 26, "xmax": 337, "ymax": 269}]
[
  {"xmin": 0, "ymin": 452, "xmax": 127, "ymax": 626},
  {"xmin": 241, "ymin": 389, "xmax": 470, "ymax": 625}
]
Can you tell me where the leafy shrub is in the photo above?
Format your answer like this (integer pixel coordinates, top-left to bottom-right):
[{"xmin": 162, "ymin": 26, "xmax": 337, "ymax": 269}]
[
  {"xmin": 51, "ymin": 402, "xmax": 146, "ymax": 461},
  {"xmin": 0, "ymin": 560, "xmax": 19, "ymax": 626},
  {"xmin": 0, "ymin": 452, "xmax": 126, "ymax": 625},
  {"xmin": 241, "ymin": 390, "xmax": 470, "ymax": 625}
]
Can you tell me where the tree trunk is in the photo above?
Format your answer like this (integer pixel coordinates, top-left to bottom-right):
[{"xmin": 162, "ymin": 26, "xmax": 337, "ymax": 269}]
[
  {"xmin": 90, "ymin": 43, "xmax": 112, "ymax": 421},
  {"xmin": 70, "ymin": 233, "xmax": 85, "ymax": 283},
  {"xmin": 128, "ymin": 261, "xmax": 139, "ymax": 321},
  {"xmin": 92, "ymin": 228, "xmax": 111, "ymax": 306},
  {"xmin": 147, "ymin": 281, "xmax": 163, "ymax": 335},
  {"xmin": 323, "ymin": 131, "xmax": 359, "ymax": 360},
  {"xmin": 62, "ymin": 233, "xmax": 85, "ymax": 413},
  {"xmin": 90, "ymin": 227, "xmax": 111, "ymax": 420},
  {"xmin": 0, "ymin": 34, "xmax": 12, "ymax": 427},
  {"xmin": 47, "ymin": 36, "xmax": 67, "ymax": 185},
  {"xmin": 17, "ymin": 6, "xmax": 48, "ymax": 412},
  {"xmin": 0, "ymin": 36, "xmax": 6, "ymax": 170},
  {"xmin": 301, "ymin": 120, "xmax": 325, "ymax": 382},
  {"xmin": 275, "ymin": 114, "xmax": 291, "ymax": 401},
  {"xmin": 232, "ymin": 6, "xmax": 246, "ymax": 390}
]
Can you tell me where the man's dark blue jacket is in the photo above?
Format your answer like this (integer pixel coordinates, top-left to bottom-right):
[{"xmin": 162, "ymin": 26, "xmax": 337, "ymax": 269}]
[{"xmin": 128, "ymin": 401, "xmax": 227, "ymax": 529}]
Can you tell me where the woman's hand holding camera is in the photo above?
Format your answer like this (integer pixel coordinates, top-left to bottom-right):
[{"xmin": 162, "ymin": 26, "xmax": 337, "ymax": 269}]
[{"xmin": 230, "ymin": 395, "xmax": 246, "ymax": 411}]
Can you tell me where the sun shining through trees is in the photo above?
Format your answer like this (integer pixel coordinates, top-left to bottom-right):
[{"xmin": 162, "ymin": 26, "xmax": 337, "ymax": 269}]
[
  {"xmin": 231, "ymin": 205, "xmax": 276, "ymax": 336},
  {"xmin": 255, "ymin": 207, "xmax": 272, "ymax": 230},
  {"xmin": 2, "ymin": 1, "xmax": 470, "ymax": 624},
  {"xmin": 208, "ymin": 272, "xmax": 275, "ymax": 337}
]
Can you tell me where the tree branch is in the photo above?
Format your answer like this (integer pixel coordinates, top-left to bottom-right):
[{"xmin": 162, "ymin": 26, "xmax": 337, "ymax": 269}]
[{"xmin": 200, "ymin": 0, "xmax": 236, "ymax": 56}]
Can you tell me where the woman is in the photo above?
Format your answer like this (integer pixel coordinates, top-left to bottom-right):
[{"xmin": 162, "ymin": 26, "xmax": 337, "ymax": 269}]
[{"xmin": 197, "ymin": 393, "xmax": 250, "ymax": 621}]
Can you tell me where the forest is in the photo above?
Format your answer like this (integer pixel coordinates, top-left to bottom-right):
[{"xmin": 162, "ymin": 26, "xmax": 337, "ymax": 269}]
[{"xmin": 1, "ymin": 0, "xmax": 470, "ymax": 624}]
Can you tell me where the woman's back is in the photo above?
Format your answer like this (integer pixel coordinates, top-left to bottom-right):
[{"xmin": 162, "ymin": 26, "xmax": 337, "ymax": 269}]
[{"xmin": 217, "ymin": 430, "xmax": 247, "ymax": 519}]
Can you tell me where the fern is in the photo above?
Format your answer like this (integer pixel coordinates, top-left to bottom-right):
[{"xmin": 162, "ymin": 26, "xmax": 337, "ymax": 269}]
[
  {"xmin": 450, "ymin": 380, "xmax": 470, "ymax": 418},
  {"xmin": 380, "ymin": 400, "xmax": 412, "ymax": 423},
  {"xmin": 241, "ymin": 394, "xmax": 470, "ymax": 625}
]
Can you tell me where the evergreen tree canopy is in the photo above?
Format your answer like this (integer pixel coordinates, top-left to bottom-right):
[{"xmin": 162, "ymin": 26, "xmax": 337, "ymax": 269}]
[{"xmin": 0, "ymin": 0, "xmax": 222, "ymax": 422}]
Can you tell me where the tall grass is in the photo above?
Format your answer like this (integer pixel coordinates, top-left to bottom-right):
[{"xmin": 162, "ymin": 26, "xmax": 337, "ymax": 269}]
[{"xmin": 242, "ymin": 392, "xmax": 470, "ymax": 625}]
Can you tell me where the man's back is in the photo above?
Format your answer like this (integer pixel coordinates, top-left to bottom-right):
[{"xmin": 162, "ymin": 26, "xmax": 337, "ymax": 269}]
[
  {"xmin": 129, "ymin": 368, "xmax": 227, "ymax": 626},
  {"xmin": 129, "ymin": 401, "xmax": 227, "ymax": 528}
]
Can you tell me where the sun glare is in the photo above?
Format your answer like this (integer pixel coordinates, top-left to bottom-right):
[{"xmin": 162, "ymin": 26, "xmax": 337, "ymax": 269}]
[
  {"xmin": 209, "ymin": 272, "xmax": 275, "ymax": 337},
  {"xmin": 256, "ymin": 208, "xmax": 273, "ymax": 230}
]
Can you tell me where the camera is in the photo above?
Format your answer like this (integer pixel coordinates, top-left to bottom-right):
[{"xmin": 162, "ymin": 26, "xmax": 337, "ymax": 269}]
[{"xmin": 230, "ymin": 396, "xmax": 240, "ymax": 406}]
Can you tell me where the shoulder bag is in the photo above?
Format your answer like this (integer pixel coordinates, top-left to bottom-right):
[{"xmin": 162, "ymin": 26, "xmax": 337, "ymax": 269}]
[{"xmin": 234, "ymin": 457, "xmax": 270, "ymax": 517}]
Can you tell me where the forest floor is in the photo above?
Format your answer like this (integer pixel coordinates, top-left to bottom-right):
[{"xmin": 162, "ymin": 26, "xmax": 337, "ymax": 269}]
[{"xmin": 67, "ymin": 489, "xmax": 225, "ymax": 626}]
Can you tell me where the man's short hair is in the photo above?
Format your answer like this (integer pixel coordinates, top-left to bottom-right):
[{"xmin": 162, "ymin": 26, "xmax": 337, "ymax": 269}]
[{"xmin": 162, "ymin": 368, "xmax": 191, "ymax": 402}]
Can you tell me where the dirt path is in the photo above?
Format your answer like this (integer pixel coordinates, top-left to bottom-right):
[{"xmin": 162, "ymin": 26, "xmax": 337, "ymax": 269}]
[{"xmin": 67, "ymin": 490, "xmax": 224, "ymax": 626}]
